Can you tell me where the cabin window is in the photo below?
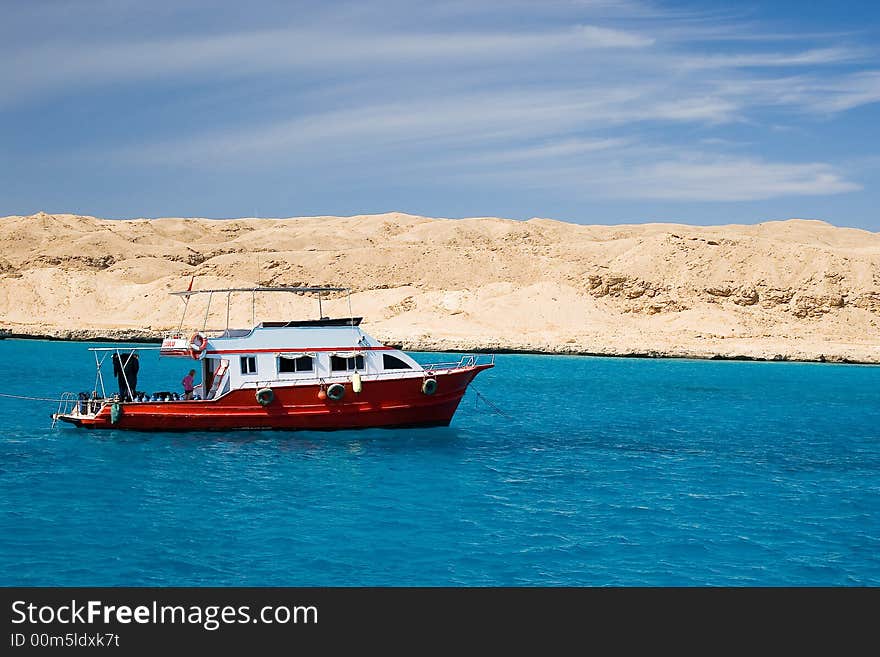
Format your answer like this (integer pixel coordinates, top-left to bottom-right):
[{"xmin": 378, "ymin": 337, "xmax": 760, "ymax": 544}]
[
  {"xmin": 240, "ymin": 356, "xmax": 257, "ymax": 374},
  {"xmin": 278, "ymin": 355, "xmax": 314, "ymax": 373},
  {"xmin": 383, "ymin": 354, "xmax": 412, "ymax": 370},
  {"xmin": 330, "ymin": 355, "xmax": 364, "ymax": 371}
]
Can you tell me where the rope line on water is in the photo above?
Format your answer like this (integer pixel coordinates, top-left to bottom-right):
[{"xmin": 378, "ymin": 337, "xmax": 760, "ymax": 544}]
[
  {"xmin": 0, "ymin": 392, "xmax": 73, "ymax": 403},
  {"xmin": 472, "ymin": 387, "xmax": 511, "ymax": 418}
]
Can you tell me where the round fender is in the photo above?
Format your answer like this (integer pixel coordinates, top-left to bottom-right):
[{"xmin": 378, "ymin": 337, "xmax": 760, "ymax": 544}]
[
  {"xmin": 327, "ymin": 383, "xmax": 345, "ymax": 401},
  {"xmin": 421, "ymin": 378, "xmax": 438, "ymax": 396},
  {"xmin": 255, "ymin": 387, "xmax": 275, "ymax": 406}
]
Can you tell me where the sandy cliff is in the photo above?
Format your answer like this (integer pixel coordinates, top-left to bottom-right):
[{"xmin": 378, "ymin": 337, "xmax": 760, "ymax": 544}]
[{"xmin": 1, "ymin": 212, "xmax": 878, "ymax": 362}]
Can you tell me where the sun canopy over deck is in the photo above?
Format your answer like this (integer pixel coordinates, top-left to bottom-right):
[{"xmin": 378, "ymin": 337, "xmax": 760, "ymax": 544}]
[
  {"xmin": 169, "ymin": 286, "xmax": 350, "ymax": 297},
  {"xmin": 169, "ymin": 285, "xmax": 356, "ymax": 334}
]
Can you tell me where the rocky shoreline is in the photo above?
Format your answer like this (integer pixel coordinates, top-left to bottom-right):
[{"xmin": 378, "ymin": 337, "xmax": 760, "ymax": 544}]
[{"xmin": 2, "ymin": 325, "xmax": 876, "ymax": 364}]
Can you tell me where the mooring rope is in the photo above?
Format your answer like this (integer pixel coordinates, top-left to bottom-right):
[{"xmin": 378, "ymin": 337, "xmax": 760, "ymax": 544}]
[
  {"xmin": 472, "ymin": 387, "xmax": 511, "ymax": 418},
  {"xmin": 0, "ymin": 392, "xmax": 73, "ymax": 402}
]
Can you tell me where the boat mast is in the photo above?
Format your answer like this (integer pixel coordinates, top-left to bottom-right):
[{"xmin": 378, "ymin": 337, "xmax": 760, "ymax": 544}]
[
  {"xmin": 176, "ymin": 275, "xmax": 195, "ymax": 332},
  {"xmin": 177, "ymin": 295, "xmax": 190, "ymax": 331},
  {"xmin": 226, "ymin": 291, "xmax": 231, "ymax": 333},
  {"xmin": 202, "ymin": 291, "xmax": 213, "ymax": 332}
]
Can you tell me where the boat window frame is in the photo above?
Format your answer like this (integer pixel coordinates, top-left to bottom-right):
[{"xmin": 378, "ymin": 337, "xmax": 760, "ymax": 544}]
[
  {"xmin": 240, "ymin": 355, "xmax": 257, "ymax": 375},
  {"xmin": 277, "ymin": 355, "xmax": 314, "ymax": 374},
  {"xmin": 330, "ymin": 355, "xmax": 365, "ymax": 372},
  {"xmin": 382, "ymin": 354, "xmax": 413, "ymax": 370}
]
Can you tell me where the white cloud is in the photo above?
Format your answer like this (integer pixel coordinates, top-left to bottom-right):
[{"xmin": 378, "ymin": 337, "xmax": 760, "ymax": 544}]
[
  {"xmin": 574, "ymin": 24, "xmax": 655, "ymax": 48},
  {"xmin": 4, "ymin": 0, "xmax": 874, "ymax": 207},
  {"xmin": 799, "ymin": 71, "xmax": 880, "ymax": 113},
  {"xmin": 677, "ymin": 47, "xmax": 868, "ymax": 71},
  {"xmin": 460, "ymin": 138, "xmax": 631, "ymax": 164},
  {"xmin": 114, "ymin": 86, "xmax": 744, "ymax": 166},
  {"xmin": 595, "ymin": 158, "xmax": 861, "ymax": 201},
  {"xmin": 709, "ymin": 71, "xmax": 880, "ymax": 115},
  {"xmin": 434, "ymin": 142, "xmax": 859, "ymax": 201},
  {"xmin": 0, "ymin": 23, "xmax": 654, "ymax": 106}
]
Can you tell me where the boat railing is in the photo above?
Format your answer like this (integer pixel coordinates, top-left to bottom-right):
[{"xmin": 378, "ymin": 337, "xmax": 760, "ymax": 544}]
[
  {"xmin": 421, "ymin": 354, "xmax": 495, "ymax": 372},
  {"xmin": 246, "ymin": 354, "xmax": 495, "ymax": 389},
  {"xmin": 52, "ymin": 392, "xmax": 77, "ymax": 427},
  {"xmin": 52, "ymin": 392, "xmax": 107, "ymax": 426}
]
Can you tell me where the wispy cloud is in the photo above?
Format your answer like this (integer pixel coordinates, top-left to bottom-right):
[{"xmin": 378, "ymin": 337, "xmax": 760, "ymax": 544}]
[
  {"xmin": 574, "ymin": 24, "xmax": 655, "ymax": 47},
  {"xmin": 3, "ymin": 0, "xmax": 877, "ymax": 209},
  {"xmin": 1, "ymin": 23, "xmax": 654, "ymax": 106},
  {"xmin": 794, "ymin": 71, "xmax": 880, "ymax": 113},
  {"xmin": 113, "ymin": 86, "xmax": 747, "ymax": 168},
  {"xmin": 459, "ymin": 138, "xmax": 631, "ymax": 164},
  {"xmin": 709, "ymin": 70, "xmax": 880, "ymax": 115},
  {"xmin": 593, "ymin": 157, "xmax": 861, "ymax": 201},
  {"xmin": 676, "ymin": 47, "xmax": 869, "ymax": 70},
  {"xmin": 435, "ymin": 146, "xmax": 860, "ymax": 202}
]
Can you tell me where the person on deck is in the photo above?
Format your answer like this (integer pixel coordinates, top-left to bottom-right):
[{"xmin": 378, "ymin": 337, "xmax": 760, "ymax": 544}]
[
  {"xmin": 113, "ymin": 352, "xmax": 140, "ymax": 401},
  {"xmin": 124, "ymin": 354, "xmax": 139, "ymax": 401},
  {"xmin": 111, "ymin": 353, "xmax": 124, "ymax": 400},
  {"xmin": 182, "ymin": 369, "xmax": 196, "ymax": 400}
]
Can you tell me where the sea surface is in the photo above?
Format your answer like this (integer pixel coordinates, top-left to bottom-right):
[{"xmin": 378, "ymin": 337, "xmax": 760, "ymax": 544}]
[{"xmin": 0, "ymin": 339, "xmax": 878, "ymax": 586}]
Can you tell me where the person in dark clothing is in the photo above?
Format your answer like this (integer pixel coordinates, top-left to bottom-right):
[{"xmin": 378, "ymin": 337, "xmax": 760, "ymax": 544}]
[
  {"xmin": 111, "ymin": 353, "xmax": 123, "ymax": 399},
  {"xmin": 123, "ymin": 353, "xmax": 139, "ymax": 401},
  {"xmin": 112, "ymin": 352, "xmax": 140, "ymax": 401}
]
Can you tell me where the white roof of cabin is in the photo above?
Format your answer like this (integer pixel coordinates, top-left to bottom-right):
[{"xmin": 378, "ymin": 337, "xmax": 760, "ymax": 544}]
[{"xmin": 205, "ymin": 325, "xmax": 383, "ymax": 353}]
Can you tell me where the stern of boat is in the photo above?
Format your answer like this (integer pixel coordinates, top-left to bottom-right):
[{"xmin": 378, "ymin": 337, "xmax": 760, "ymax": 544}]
[{"xmin": 51, "ymin": 392, "xmax": 110, "ymax": 428}]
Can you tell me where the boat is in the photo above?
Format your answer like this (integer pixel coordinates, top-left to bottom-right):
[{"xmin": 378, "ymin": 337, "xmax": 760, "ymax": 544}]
[{"xmin": 51, "ymin": 286, "xmax": 494, "ymax": 431}]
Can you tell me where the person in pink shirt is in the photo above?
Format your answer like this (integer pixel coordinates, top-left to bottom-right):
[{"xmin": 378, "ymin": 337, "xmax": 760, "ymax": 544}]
[{"xmin": 182, "ymin": 369, "xmax": 196, "ymax": 400}]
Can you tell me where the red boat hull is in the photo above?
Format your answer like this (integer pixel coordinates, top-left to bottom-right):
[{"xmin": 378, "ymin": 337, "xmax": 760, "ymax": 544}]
[{"xmin": 58, "ymin": 364, "xmax": 492, "ymax": 431}]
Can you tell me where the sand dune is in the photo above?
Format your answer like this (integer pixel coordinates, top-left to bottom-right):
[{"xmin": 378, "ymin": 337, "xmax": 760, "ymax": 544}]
[{"xmin": 1, "ymin": 211, "xmax": 878, "ymax": 363}]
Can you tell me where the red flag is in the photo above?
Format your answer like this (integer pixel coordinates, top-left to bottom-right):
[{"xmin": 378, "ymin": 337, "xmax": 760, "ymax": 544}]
[{"xmin": 187, "ymin": 275, "xmax": 194, "ymax": 292}]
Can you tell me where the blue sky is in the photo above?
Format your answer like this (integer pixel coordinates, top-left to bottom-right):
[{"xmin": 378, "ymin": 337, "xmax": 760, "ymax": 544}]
[{"xmin": 2, "ymin": 0, "xmax": 880, "ymax": 229}]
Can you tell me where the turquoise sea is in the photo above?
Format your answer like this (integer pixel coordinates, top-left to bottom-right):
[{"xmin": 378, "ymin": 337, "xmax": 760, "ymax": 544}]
[{"xmin": 0, "ymin": 339, "xmax": 878, "ymax": 586}]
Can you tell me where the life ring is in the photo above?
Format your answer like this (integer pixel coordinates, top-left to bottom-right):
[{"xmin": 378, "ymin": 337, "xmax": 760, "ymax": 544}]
[
  {"xmin": 421, "ymin": 378, "xmax": 438, "ymax": 396},
  {"xmin": 189, "ymin": 332, "xmax": 208, "ymax": 359},
  {"xmin": 255, "ymin": 387, "xmax": 274, "ymax": 406},
  {"xmin": 327, "ymin": 383, "xmax": 345, "ymax": 401}
]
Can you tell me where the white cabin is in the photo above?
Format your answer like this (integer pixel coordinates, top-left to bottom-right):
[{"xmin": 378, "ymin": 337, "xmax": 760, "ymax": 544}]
[
  {"xmin": 158, "ymin": 287, "xmax": 439, "ymax": 401},
  {"xmin": 194, "ymin": 319, "xmax": 423, "ymax": 399}
]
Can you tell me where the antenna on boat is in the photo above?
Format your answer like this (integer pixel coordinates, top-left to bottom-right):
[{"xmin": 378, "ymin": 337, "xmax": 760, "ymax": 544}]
[
  {"xmin": 177, "ymin": 275, "xmax": 195, "ymax": 331},
  {"xmin": 225, "ymin": 291, "xmax": 232, "ymax": 333},
  {"xmin": 202, "ymin": 290, "xmax": 214, "ymax": 332}
]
